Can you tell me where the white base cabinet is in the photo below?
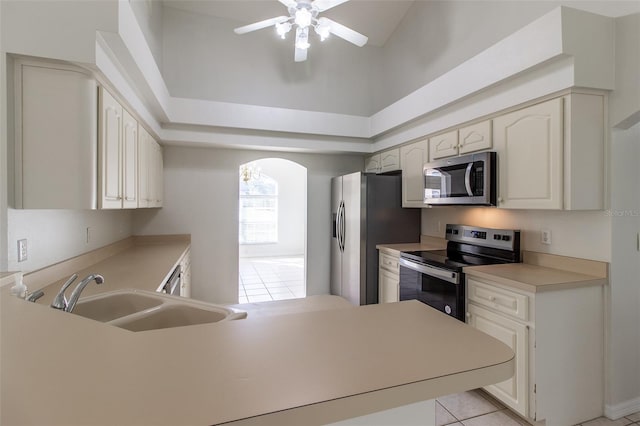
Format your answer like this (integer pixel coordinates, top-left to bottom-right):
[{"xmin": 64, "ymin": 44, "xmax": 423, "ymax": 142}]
[
  {"xmin": 179, "ymin": 249, "xmax": 191, "ymax": 298},
  {"xmin": 466, "ymin": 275, "xmax": 604, "ymax": 426},
  {"xmin": 378, "ymin": 249, "xmax": 400, "ymax": 303}
]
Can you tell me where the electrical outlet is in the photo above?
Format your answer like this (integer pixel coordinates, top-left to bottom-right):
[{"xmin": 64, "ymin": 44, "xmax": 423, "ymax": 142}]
[
  {"xmin": 541, "ymin": 229, "xmax": 552, "ymax": 245},
  {"xmin": 17, "ymin": 239, "xmax": 28, "ymax": 262}
]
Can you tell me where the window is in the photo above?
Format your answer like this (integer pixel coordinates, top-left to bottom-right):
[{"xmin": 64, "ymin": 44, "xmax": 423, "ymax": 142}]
[{"xmin": 239, "ymin": 172, "xmax": 278, "ymax": 244}]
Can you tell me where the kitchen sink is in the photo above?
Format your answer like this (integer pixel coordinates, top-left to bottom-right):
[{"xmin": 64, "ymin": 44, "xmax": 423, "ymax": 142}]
[
  {"xmin": 72, "ymin": 292, "xmax": 163, "ymax": 322},
  {"xmin": 112, "ymin": 304, "xmax": 231, "ymax": 332},
  {"xmin": 73, "ymin": 289, "xmax": 246, "ymax": 331}
]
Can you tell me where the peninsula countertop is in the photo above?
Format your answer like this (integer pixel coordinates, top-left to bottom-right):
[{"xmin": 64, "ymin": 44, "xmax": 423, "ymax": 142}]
[
  {"xmin": 1, "ymin": 236, "xmax": 514, "ymax": 425},
  {"xmin": 1, "ymin": 293, "xmax": 514, "ymax": 425}
]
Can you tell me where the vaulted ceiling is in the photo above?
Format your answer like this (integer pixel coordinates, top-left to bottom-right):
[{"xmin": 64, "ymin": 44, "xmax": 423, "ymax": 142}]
[{"xmin": 162, "ymin": 0, "xmax": 415, "ymax": 47}]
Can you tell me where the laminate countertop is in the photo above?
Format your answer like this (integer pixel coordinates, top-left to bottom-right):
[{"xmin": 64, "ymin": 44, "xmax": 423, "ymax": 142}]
[
  {"xmin": 465, "ymin": 262, "xmax": 607, "ymax": 293},
  {"xmin": 1, "ymin": 238, "xmax": 515, "ymax": 426}
]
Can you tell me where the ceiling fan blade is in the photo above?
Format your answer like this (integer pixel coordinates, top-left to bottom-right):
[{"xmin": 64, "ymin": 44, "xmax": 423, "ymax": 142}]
[
  {"xmin": 278, "ymin": 0, "xmax": 298, "ymax": 9},
  {"xmin": 312, "ymin": 0, "xmax": 350, "ymax": 12},
  {"xmin": 320, "ymin": 17, "xmax": 368, "ymax": 47},
  {"xmin": 295, "ymin": 47, "xmax": 308, "ymax": 62},
  {"xmin": 234, "ymin": 16, "xmax": 289, "ymax": 35}
]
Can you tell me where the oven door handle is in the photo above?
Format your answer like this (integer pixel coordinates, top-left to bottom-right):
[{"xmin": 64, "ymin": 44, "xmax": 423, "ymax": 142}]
[
  {"xmin": 399, "ymin": 258, "xmax": 460, "ymax": 284},
  {"xmin": 464, "ymin": 162, "xmax": 474, "ymax": 196}
]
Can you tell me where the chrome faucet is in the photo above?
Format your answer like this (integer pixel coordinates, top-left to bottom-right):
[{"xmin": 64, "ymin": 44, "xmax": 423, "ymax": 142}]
[{"xmin": 51, "ymin": 273, "xmax": 104, "ymax": 312}]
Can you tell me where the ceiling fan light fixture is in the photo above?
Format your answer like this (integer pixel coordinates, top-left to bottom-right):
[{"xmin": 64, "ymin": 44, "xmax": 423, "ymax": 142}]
[
  {"xmin": 315, "ymin": 22, "xmax": 330, "ymax": 41},
  {"xmin": 275, "ymin": 21, "xmax": 292, "ymax": 39},
  {"xmin": 295, "ymin": 27, "xmax": 311, "ymax": 50},
  {"xmin": 294, "ymin": 8, "xmax": 312, "ymax": 28}
]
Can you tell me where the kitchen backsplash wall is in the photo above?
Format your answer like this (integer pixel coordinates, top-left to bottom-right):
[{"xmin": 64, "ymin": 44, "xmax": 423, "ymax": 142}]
[
  {"xmin": 421, "ymin": 207, "xmax": 611, "ymax": 261},
  {"xmin": 7, "ymin": 209, "xmax": 133, "ymax": 272}
]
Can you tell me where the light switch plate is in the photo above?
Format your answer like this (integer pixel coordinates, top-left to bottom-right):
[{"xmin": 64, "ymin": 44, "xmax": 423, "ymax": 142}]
[{"xmin": 17, "ymin": 239, "xmax": 28, "ymax": 262}]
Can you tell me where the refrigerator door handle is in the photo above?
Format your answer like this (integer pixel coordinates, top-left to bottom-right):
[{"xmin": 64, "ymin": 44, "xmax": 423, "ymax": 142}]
[{"xmin": 338, "ymin": 200, "xmax": 346, "ymax": 252}]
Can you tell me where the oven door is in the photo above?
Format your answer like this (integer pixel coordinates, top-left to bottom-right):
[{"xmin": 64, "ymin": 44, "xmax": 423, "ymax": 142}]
[{"xmin": 399, "ymin": 258, "xmax": 465, "ymax": 321}]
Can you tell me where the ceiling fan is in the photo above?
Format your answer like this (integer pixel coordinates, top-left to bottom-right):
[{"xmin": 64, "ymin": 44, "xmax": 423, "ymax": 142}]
[{"xmin": 233, "ymin": 0, "xmax": 368, "ymax": 62}]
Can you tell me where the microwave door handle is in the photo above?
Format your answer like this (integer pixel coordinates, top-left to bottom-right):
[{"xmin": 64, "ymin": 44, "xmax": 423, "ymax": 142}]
[{"xmin": 464, "ymin": 163, "xmax": 474, "ymax": 196}]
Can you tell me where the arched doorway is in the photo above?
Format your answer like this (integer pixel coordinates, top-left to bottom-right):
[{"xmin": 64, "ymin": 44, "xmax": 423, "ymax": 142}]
[{"xmin": 238, "ymin": 158, "xmax": 307, "ymax": 303}]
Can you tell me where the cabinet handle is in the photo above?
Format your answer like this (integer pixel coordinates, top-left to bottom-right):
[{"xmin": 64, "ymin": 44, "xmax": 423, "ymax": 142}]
[
  {"xmin": 466, "ymin": 312, "xmax": 471, "ymax": 318},
  {"xmin": 490, "ymin": 296, "xmax": 497, "ymax": 302}
]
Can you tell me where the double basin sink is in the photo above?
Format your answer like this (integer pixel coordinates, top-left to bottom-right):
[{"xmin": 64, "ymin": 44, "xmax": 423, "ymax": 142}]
[{"xmin": 72, "ymin": 289, "xmax": 247, "ymax": 332}]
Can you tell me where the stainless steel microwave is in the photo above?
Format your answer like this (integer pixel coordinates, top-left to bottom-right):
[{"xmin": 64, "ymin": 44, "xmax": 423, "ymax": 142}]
[{"xmin": 423, "ymin": 151, "xmax": 496, "ymax": 206}]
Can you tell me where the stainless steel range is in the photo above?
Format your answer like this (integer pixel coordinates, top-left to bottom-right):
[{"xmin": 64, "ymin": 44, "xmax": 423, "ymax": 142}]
[{"xmin": 399, "ymin": 224, "xmax": 521, "ymax": 321}]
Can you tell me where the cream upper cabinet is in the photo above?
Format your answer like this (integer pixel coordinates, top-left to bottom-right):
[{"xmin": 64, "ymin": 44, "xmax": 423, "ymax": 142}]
[
  {"xmin": 14, "ymin": 58, "xmax": 161, "ymax": 211},
  {"xmin": 429, "ymin": 129, "xmax": 459, "ymax": 160},
  {"xmin": 99, "ymin": 87, "xmax": 140, "ymax": 210},
  {"xmin": 380, "ymin": 148, "xmax": 400, "ymax": 173},
  {"xmin": 459, "ymin": 120, "xmax": 492, "ymax": 154},
  {"xmin": 364, "ymin": 154, "xmax": 381, "ymax": 173},
  {"xmin": 493, "ymin": 98, "xmax": 564, "ymax": 209},
  {"xmin": 400, "ymin": 139, "xmax": 429, "ymax": 208},
  {"xmin": 138, "ymin": 126, "xmax": 164, "ymax": 209},
  {"xmin": 122, "ymin": 109, "xmax": 138, "ymax": 209},
  {"xmin": 493, "ymin": 94, "xmax": 604, "ymax": 210},
  {"xmin": 98, "ymin": 87, "xmax": 124, "ymax": 209},
  {"xmin": 14, "ymin": 60, "xmax": 98, "ymax": 209}
]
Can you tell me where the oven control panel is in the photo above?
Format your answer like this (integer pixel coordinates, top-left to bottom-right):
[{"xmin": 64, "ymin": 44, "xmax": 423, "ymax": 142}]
[{"xmin": 446, "ymin": 224, "xmax": 520, "ymax": 251}]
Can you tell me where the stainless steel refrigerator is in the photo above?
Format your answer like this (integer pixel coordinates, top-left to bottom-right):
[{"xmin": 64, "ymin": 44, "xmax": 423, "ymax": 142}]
[{"xmin": 331, "ymin": 172, "xmax": 421, "ymax": 305}]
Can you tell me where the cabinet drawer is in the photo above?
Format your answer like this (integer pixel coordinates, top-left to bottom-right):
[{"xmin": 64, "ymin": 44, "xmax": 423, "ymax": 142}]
[
  {"xmin": 379, "ymin": 252, "xmax": 399, "ymax": 273},
  {"xmin": 467, "ymin": 278, "xmax": 529, "ymax": 321}
]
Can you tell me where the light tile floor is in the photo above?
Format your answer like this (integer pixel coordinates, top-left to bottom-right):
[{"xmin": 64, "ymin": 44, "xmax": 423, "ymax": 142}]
[
  {"xmin": 238, "ymin": 256, "xmax": 305, "ymax": 303},
  {"xmin": 436, "ymin": 389, "xmax": 640, "ymax": 426}
]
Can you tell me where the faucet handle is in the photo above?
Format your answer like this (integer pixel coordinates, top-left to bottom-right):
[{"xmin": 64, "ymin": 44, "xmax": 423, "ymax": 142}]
[{"xmin": 51, "ymin": 273, "xmax": 78, "ymax": 310}]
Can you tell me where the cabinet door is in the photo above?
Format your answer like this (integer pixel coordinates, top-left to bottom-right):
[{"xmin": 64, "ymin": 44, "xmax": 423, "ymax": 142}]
[
  {"xmin": 364, "ymin": 154, "xmax": 381, "ymax": 173},
  {"xmin": 154, "ymin": 142, "xmax": 164, "ymax": 207},
  {"xmin": 98, "ymin": 87, "xmax": 123, "ymax": 209},
  {"xmin": 493, "ymin": 98, "xmax": 563, "ymax": 209},
  {"xmin": 378, "ymin": 268, "xmax": 399, "ymax": 303},
  {"xmin": 459, "ymin": 120, "xmax": 492, "ymax": 154},
  {"xmin": 400, "ymin": 139, "xmax": 429, "ymax": 208},
  {"xmin": 122, "ymin": 110, "xmax": 138, "ymax": 209},
  {"xmin": 137, "ymin": 127, "xmax": 149, "ymax": 208},
  {"xmin": 467, "ymin": 304, "xmax": 528, "ymax": 417},
  {"xmin": 380, "ymin": 149, "xmax": 400, "ymax": 173},
  {"xmin": 429, "ymin": 129, "xmax": 458, "ymax": 160}
]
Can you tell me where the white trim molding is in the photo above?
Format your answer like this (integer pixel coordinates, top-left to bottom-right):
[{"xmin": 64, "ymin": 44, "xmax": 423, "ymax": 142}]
[{"xmin": 605, "ymin": 396, "xmax": 640, "ymax": 420}]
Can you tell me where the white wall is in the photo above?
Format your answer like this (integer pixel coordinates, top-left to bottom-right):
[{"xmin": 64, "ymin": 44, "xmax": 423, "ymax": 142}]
[
  {"xmin": 128, "ymin": 0, "xmax": 164, "ymax": 71},
  {"xmin": 132, "ymin": 146, "xmax": 362, "ymax": 304},
  {"xmin": 608, "ymin": 123, "xmax": 640, "ymax": 415},
  {"xmin": 239, "ymin": 158, "xmax": 306, "ymax": 258},
  {"xmin": 605, "ymin": 12, "xmax": 640, "ymax": 417},
  {"xmin": 373, "ymin": 1, "xmax": 639, "ymax": 113},
  {"xmin": 421, "ymin": 208, "xmax": 611, "ymax": 261},
  {"xmin": 0, "ymin": 0, "xmax": 7, "ymax": 271},
  {"xmin": 6, "ymin": 209, "xmax": 133, "ymax": 272},
  {"xmin": 161, "ymin": 6, "xmax": 378, "ymax": 116}
]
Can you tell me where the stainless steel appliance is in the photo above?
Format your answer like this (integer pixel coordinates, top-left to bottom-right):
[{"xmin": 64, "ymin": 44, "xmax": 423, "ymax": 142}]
[
  {"xmin": 162, "ymin": 265, "xmax": 182, "ymax": 296},
  {"xmin": 331, "ymin": 172, "xmax": 421, "ymax": 305},
  {"xmin": 423, "ymin": 151, "xmax": 497, "ymax": 205},
  {"xmin": 399, "ymin": 224, "xmax": 520, "ymax": 321}
]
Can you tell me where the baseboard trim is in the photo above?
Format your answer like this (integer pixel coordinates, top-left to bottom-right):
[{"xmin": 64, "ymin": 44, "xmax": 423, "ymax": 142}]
[{"xmin": 605, "ymin": 396, "xmax": 640, "ymax": 419}]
